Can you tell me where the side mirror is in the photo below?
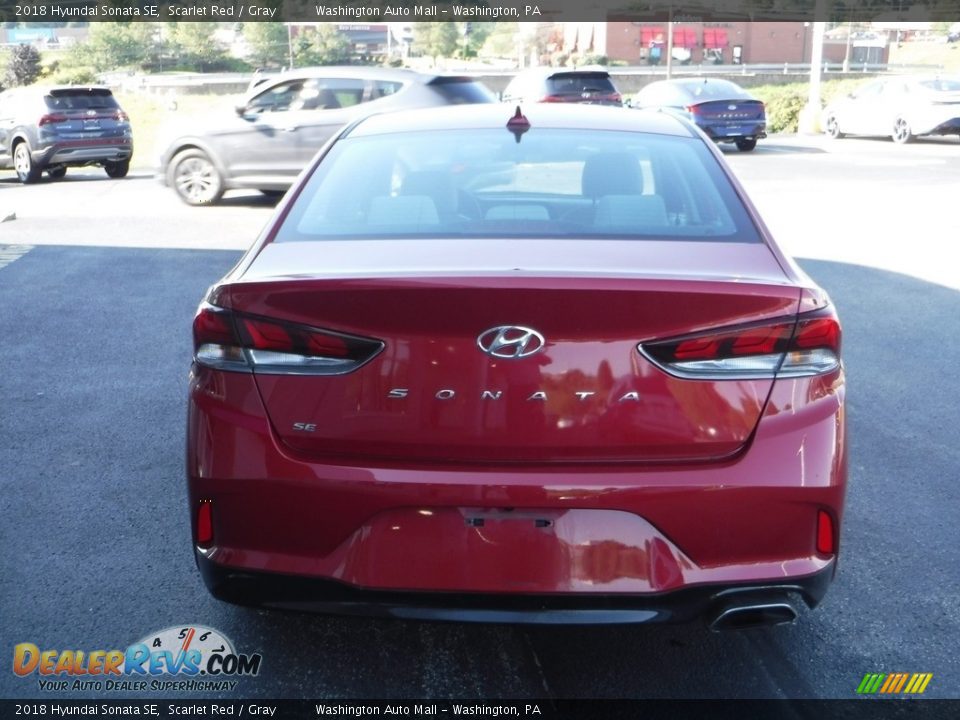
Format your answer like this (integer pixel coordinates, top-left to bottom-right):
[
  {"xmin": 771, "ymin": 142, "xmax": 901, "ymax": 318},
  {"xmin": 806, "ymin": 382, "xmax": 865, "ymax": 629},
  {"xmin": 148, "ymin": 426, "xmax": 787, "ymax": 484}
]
[{"xmin": 235, "ymin": 104, "xmax": 254, "ymax": 119}]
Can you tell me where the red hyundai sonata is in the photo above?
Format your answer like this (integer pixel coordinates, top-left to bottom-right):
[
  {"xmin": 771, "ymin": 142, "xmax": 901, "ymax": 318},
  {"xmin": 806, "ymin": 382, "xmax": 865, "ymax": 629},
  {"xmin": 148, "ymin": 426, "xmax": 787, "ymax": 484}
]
[{"xmin": 187, "ymin": 104, "xmax": 846, "ymax": 628}]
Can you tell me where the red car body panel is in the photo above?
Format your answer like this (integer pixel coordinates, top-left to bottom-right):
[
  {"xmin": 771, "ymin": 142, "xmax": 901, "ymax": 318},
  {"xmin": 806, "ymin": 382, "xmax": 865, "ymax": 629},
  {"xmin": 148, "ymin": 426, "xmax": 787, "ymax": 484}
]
[
  {"xmin": 186, "ymin": 105, "xmax": 846, "ymax": 625},
  {"xmin": 187, "ymin": 365, "xmax": 843, "ymax": 592}
]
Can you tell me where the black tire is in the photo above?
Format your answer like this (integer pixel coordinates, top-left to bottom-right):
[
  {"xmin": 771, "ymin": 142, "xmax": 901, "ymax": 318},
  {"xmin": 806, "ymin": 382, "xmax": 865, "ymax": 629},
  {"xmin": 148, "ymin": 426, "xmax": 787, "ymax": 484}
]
[
  {"xmin": 47, "ymin": 166, "xmax": 67, "ymax": 180},
  {"xmin": 13, "ymin": 141, "xmax": 42, "ymax": 184},
  {"xmin": 168, "ymin": 149, "xmax": 224, "ymax": 206},
  {"xmin": 892, "ymin": 117, "xmax": 914, "ymax": 144},
  {"xmin": 825, "ymin": 114, "xmax": 844, "ymax": 139},
  {"xmin": 104, "ymin": 159, "xmax": 130, "ymax": 178},
  {"xmin": 736, "ymin": 138, "xmax": 757, "ymax": 152}
]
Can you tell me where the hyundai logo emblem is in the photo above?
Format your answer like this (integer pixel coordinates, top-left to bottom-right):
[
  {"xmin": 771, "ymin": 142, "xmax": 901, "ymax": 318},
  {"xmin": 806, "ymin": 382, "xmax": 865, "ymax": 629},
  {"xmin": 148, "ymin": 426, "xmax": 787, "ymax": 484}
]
[{"xmin": 477, "ymin": 326, "xmax": 546, "ymax": 359}]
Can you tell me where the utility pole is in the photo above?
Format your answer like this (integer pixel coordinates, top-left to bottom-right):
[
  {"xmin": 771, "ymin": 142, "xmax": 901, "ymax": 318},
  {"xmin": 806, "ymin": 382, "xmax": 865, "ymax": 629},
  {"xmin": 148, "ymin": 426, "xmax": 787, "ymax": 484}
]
[
  {"xmin": 843, "ymin": 22, "xmax": 853, "ymax": 72},
  {"xmin": 798, "ymin": 21, "xmax": 826, "ymax": 133},
  {"xmin": 287, "ymin": 23, "xmax": 294, "ymax": 70},
  {"xmin": 666, "ymin": 12, "xmax": 674, "ymax": 79}
]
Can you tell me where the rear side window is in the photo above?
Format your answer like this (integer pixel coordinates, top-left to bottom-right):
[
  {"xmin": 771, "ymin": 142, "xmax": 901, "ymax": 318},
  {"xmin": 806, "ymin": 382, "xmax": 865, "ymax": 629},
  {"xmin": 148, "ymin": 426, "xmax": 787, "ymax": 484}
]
[
  {"xmin": 276, "ymin": 128, "xmax": 760, "ymax": 244},
  {"xmin": 547, "ymin": 73, "xmax": 616, "ymax": 96},
  {"xmin": 45, "ymin": 89, "xmax": 119, "ymax": 110},
  {"xmin": 428, "ymin": 78, "xmax": 496, "ymax": 104},
  {"xmin": 371, "ymin": 80, "xmax": 403, "ymax": 99}
]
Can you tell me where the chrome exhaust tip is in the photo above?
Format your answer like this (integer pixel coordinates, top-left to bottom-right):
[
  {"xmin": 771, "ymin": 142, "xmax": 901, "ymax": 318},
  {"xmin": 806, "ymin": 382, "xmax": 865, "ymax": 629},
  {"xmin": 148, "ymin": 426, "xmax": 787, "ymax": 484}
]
[{"xmin": 708, "ymin": 601, "xmax": 798, "ymax": 631}]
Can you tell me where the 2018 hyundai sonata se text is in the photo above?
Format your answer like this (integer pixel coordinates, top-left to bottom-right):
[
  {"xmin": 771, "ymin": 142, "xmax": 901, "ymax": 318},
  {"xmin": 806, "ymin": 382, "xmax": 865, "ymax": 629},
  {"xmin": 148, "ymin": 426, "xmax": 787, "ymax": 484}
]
[{"xmin": 187, "ymin": 104, "xmax": 846, "ymax": 628}]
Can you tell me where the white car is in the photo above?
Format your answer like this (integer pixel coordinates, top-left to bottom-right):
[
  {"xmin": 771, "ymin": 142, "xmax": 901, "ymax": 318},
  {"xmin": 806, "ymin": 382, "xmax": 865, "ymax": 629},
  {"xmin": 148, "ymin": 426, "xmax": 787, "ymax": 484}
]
[{"xmin": 823, "ymin": 76, "xmax": 960, "ymax": 144}]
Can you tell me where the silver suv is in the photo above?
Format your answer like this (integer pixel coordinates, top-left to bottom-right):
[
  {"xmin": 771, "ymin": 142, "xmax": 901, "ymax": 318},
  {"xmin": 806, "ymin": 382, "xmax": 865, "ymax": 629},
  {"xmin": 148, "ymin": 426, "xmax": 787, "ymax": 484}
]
[
  {"xmin": 0, "ymin": 86, "xmax": 133, "ymax": 183},
  {"xmin": 158, "ymin": 67, "xmax": 496, "ymax": 206}
]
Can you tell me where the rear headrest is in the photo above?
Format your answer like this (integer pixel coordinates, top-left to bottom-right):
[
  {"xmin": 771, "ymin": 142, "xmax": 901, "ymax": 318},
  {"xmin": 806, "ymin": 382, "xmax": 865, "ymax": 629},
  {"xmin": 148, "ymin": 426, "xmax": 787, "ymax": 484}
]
[
  {"xmin": 367, "ymin": 196, "xmax": 439, "ymax": 227},
  {"xmin": 582, "ymin": 153, "xmax": 642, "ymax": 199},
  {"xmin": 401, "ymin": 171, "xmax": 458, "ymax": 217}
]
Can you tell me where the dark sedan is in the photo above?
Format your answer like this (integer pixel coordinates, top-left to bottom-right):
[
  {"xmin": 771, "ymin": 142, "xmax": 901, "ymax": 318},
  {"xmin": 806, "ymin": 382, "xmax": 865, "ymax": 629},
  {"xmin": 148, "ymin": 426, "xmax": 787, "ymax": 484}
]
[{"xmin": 631, "ymin": 78, "xmax": 766, "ymax": 151}]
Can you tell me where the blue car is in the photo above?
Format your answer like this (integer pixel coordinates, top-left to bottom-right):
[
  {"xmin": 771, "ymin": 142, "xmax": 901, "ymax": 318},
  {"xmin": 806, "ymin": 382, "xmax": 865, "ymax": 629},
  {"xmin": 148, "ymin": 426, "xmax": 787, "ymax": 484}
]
[
  {"xmin": 631, "ymin": 78, "xmax": 766, "ymax": 151},
  {"xmin": 0, "ymin": 85, "xmax": 133, "ymax": 183}
]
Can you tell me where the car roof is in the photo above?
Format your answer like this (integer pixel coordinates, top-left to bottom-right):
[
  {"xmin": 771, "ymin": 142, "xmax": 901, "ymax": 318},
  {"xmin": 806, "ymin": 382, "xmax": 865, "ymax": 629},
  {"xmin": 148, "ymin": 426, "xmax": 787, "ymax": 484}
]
[
  {"xmin": 345, "ymin": 103, "xmax": 696, "ymax": 138},
  {"xmin": 271, "ymin": 66, "xmax": 458, "ymax": 84},
  {"xmin": 23, "ymin": 85, "xmax": 114, "ymax": 94},
  {"xmin": 647, "ymin": 78, "xmax": 743, "ymax": 90},
  {"xmin": 513, "ymin": 66, "xmax": 612, "ymax": 79}
]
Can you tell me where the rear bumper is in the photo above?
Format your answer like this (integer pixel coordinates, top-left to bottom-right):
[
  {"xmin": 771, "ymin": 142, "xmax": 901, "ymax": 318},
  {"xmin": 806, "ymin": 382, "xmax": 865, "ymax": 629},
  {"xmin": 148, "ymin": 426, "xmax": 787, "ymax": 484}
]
[
  {"xmin": 196, "ymin": 551, "xmax": 835, "ymax": 625},
  {"xmin": 187, "ymin": 364, "xmax": 847, "ymax": 617},
  {"xmin": 37, "ymin": 138, "xmax": 132, "ymax": 166},
  {"xmin": 701, "ymin": 123, "xmax": 767, "ymax": 141}
]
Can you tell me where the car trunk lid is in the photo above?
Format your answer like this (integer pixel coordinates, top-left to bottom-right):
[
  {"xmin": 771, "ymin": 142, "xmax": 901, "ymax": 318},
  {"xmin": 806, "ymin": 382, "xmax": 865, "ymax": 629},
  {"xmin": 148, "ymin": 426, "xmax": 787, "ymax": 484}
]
[{"xmin": 227, "ymin": 240, "xmax": 799, "ymax": 465}]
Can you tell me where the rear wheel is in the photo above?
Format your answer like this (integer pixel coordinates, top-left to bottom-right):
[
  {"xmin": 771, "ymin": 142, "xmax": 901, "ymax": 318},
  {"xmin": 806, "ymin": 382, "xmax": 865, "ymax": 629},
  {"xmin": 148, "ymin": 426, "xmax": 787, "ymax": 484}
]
[
  {"xmin": 169, "ymin": 149, "xmax": 224, "ymax": 206},
  {"xmin": 892, "ymin": 117, "xmax": 914, "ymax": 144},
  {"xmin": 13, "ymin": 142, "xmax": 42, "ymax": 184},
  {"xmin": 47, "ymin": 166, "xmax": 67, "ymax": 180},
  {"xmin": 736, "ymin": 138, "xmax": 757, "ymax": 152},
  {"xmin": 825, "ymin": 114, "xmax": 844, "ymax": 139},
  {"xmin": 104, "ymin": 160, "xmax": 130, "ymax": 178}
]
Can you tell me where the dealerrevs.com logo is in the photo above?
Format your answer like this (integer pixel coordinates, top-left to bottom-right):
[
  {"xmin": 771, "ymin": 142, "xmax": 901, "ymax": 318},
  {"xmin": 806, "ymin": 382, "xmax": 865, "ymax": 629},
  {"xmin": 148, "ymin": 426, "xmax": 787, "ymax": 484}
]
[{"xmin": 13, "ymin": 625, "xmax": 262, "ymax": 692}]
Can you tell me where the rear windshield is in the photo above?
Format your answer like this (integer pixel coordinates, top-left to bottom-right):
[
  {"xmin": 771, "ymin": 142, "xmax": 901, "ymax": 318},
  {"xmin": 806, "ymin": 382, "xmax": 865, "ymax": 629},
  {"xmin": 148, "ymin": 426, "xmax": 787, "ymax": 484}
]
[
  {"xmin": 428, "ymin": 78, "xmax": 497, "ymax": 104},
  {"xmin": 547, "ymin": 72, "xmax": 617, "ymax": 95},
  {"xmin": 276, "ymin": 128, "xmax": 760, "ymax": 243},
  {"xmin": 44, "ymin": 89, "xmax": 119, "ymax": 110},
  {"xmin": 676, "ymin": 80, "xmax": 753, "ymax": 101},
  {"xmin": 916, "ymin": 78, "xmax": 960, "ymax": 92}
]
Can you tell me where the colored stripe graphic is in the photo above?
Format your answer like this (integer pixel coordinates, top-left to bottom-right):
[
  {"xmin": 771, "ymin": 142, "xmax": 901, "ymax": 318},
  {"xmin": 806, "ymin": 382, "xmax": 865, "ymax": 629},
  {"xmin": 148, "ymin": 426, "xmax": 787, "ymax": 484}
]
[{"xmin": 857, "ymin": 673, "xmax": 932, "ymax": 694}]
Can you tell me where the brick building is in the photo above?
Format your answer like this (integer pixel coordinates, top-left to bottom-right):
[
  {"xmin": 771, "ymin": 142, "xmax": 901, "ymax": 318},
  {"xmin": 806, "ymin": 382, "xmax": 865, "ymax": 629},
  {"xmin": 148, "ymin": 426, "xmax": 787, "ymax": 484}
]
[{"xmin": 598, "ymin": 22, "xmax": 888, "ymax": 66}]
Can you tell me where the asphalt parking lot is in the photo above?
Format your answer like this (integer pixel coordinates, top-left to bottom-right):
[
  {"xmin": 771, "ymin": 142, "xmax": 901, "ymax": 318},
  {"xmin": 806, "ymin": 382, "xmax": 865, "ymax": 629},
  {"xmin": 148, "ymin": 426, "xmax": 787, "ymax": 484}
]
[{"xmin": 1, "ymin": 134, "xmax": 958, "ymax": 700}]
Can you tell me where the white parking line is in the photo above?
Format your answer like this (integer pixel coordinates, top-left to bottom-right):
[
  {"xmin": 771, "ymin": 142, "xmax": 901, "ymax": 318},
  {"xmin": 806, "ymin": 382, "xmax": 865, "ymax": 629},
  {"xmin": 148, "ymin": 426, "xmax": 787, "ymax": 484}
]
[{"xmin": 0, "ymin": 244, "xmax": 33, "ymax": 271}]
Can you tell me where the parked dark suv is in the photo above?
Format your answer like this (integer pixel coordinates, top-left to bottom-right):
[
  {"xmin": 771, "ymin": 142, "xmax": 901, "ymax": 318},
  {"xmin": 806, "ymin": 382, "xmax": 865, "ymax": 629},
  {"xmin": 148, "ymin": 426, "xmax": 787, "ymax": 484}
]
[
  {"xmin": 0, "ymin": 86, "xmax": 133, "ymax": 183},
  {"xmin": 502, "ymin": 68, "xmax": 623, "ymax": 106},
  {"xmin": 158, "ymin": 67, "xmax": 496, "ymax": 206}
]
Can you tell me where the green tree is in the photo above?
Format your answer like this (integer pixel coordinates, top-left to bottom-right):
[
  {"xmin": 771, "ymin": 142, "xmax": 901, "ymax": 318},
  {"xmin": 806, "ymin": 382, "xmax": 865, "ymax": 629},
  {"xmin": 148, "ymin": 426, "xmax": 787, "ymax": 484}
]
[
  {"xmin": 479, "ymin": 22, "xmax": 519, "ymax": 59},
  {"xmin": 413, "ymin": 22, "xmax": 459, "ymax": 63},
  {"xmin": 243, "ymin": 21, "xmax": 288, "ymax": 68},
  {"xmin": 167, "ymin": 22, "xmax": 230, "ymax": 71},
  {"xmin": 293, "ymin": 24, "xmax": 351, "ymax": 67},
  {"xmin": 4, "ymin": 44, "xmax": 41, "ymax": 87},
  {"xmin": 74, "ymin": 22, "xmax": 155, "ymax": 72},
  {"xmin": 459, "ymin": 22, "xmax": 493, "ymax": 59}
]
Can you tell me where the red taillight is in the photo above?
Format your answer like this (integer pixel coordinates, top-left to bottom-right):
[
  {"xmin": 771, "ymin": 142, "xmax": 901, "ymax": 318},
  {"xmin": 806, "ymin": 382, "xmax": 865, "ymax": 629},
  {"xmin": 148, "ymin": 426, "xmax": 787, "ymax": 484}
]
[
  {"xmin": 196, "ymin": 501, "xmax": 213, "ymax": 547},
  {"xmin": 816, "ymin": 509, "xmax": 835, "ymax": 554},
  {"xmin": 192, "ymin": 302, "xmax": 382, "ymax": 375},
  {"xmin": 39, "ymin": 113, "xmax": 68, "ymax": 126},
  {"xmin": 640, "ymin": 306, "xmax": 841, "ymax": 380},
  {"xmin": 685, "ymin": 104, "xmax": 703, "ymax": 116},
  {"xmin": 540, "ymin": 94, "xmax": 567, "ymax": 103},
  {"xmin": 115, "ymin": 110, "xmax": 129, "ymax": 122},
  {"xmin": 237, "ymin": 316, "xmax": 351, "ymax": 358},
  {"xmin": 193, "ymin": 305, "xmax": 236, "ymax": 346},
  {"xmin": 672, "ymin": 323, "xmax": 794, "ymax": 361}
]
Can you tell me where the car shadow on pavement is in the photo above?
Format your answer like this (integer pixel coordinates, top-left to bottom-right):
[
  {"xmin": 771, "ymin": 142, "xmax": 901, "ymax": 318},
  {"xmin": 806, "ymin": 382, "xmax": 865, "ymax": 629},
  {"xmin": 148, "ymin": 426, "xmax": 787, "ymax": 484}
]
[
  {"xmin": 720, "ymin": 141, "xmax": 828, "ymax": 156},
  {"xmin": 0, "ymin": 172, "xmax": 156, "ymax": 186}
]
